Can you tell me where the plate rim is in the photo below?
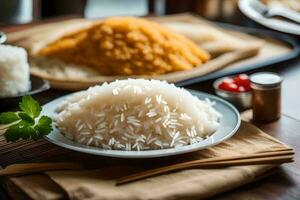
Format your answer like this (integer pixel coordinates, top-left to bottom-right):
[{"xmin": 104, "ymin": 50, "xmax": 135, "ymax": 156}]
[
  {"xmin": 238, "ymin": 0, "xmax": 300, "ymax": 35},
  {"xmin": 43, "ymin": 90, "xmax": 241, "ymax": 158}
]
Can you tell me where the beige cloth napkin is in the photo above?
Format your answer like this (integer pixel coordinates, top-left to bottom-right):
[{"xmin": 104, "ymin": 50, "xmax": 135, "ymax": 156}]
[{"xmin": 4, "ymin": 122, "xmax": 292, "ymax": 200}]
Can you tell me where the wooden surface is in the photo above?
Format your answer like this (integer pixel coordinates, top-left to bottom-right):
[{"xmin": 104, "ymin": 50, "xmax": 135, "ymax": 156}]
[{"xmin": 1, "ymin": 16, "xmax": 300, "ymax": 200}]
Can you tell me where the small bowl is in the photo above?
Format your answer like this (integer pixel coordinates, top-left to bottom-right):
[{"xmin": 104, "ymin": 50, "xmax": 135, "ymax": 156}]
[
  {"xmin": 213, "ymin": 77, "xmax": 252, "ymax": 110},
  {"xmin": 0, "ymin": 75, "xmax": 50, "ymax": 111}
]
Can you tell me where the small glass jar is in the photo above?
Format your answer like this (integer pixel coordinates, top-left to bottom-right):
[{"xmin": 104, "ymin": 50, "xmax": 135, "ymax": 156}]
[{"xmin": 250, "ymin": 72, "xmax": 282, "ymax": 122}]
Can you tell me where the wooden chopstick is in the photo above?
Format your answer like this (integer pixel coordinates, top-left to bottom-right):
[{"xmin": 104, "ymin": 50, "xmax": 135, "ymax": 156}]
[
  {"xmin": 0, "ymin": 162, "xmax": 84, "ymax": 177},
  {"xmin": 180, "ymin": 150, "xmax": 294, "ymax": 164},
  {"xmin": 116, "ymin": 154, "xmax": 293, "ymax": 185}
]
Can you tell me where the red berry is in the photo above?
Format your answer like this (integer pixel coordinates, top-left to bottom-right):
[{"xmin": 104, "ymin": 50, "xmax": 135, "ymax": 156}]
[
  {"xmin": 218, "ymin": 82, "xmax": 227, "ymax": 90},
  {"xmin": 234, "ymin": 74, "xmax": 251, "ymax": 89},
  {"xmin": 218, "ymin": 82, "xmax": 239, "ymax": 92}
]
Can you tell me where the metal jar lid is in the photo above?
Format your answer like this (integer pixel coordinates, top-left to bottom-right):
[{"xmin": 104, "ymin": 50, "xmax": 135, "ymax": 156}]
[{"xmin": 250, "ymin": 72, "xmax": 282, "ymax": 88}]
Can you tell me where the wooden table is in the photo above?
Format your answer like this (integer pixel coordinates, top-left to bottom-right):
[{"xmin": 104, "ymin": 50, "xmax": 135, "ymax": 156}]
[{"xmin": 0, "ymin": 16, "xmax": 300, "ymax": 200}]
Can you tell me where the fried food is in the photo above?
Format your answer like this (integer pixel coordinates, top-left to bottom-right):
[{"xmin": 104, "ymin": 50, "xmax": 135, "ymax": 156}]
[{"xmin": 38, "ymin": 17, "xmax": 210, "ymax": 76}]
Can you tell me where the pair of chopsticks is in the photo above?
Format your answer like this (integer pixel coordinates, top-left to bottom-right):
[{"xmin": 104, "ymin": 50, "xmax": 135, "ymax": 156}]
[{"xmin": 116, "ymin": 150, "xmax": 294, "ymax": 185}]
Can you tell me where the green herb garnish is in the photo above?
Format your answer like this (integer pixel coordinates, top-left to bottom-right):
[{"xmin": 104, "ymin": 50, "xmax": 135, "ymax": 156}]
[{"xmin": 0, "ymin": 95, "xmax": 52, "ymax": 142}]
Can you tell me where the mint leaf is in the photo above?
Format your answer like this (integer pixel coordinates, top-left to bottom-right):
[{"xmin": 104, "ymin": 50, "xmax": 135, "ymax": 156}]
[
  {"xmin": 2, "ymin": 95, "xmax": 53, "ymax": 142},
  {"xmin": 0, "ymin": 112, "xmax": 20, "ymax": 124},
  {"xmin": 35, "ymin": 116, "xmax": 53, "ymax": 136},
  {"xmin": 19, "ymin": 95, "xmax": 41, "ymax": 119},
  {"xmin": 4, "ymin": 120, "xmax": 37, "ymax": 142},
  {"xmin": 4, "ymin": 124, "xmax": 21, "ymax": 142},
  {"xmin": 18, "ymin": 112, "xmax": 35, "ymax": 125},
  {"xmin": 18, "ymin": 120, "xmax": 38, "ymax": 140}
]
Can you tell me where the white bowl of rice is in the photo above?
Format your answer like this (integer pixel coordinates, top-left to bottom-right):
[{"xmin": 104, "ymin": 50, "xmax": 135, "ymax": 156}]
[
  {"xmin": 0, "ymin": 45, "xmax": 31, "ymax": 97},
  {"xmin": 54, "ymin": 79, "xmax": 223, "ymax": 151}
]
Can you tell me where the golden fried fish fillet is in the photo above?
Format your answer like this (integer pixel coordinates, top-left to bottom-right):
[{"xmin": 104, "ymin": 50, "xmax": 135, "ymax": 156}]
[{"xmin": 38, "ymin": 17, "xmax": 210, "ymax": 76}]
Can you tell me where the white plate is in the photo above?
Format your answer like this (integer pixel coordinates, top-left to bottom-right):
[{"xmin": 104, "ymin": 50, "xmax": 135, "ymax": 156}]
[
  {"xmin": 239, "ymin": 0, "xmax": 300, "ymax": 35},
  {"xmin": 43, "ymin": 90, "xmax": 240, "ymax": 158}
]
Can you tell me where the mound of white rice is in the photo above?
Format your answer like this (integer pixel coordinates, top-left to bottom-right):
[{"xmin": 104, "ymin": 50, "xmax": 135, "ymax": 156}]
[
  {"xmin": 0, "ymin": 45, "xmax": 31, "ymax": 97},
  {"xmin": 55, "ymin": 79, "xmax": 221, "ymax": 151}
]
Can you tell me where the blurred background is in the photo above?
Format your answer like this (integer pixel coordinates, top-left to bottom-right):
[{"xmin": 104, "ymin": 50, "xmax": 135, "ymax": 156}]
[{"xmin": 0, "ymin": 0, "xmax": 245, "ymax": 26}]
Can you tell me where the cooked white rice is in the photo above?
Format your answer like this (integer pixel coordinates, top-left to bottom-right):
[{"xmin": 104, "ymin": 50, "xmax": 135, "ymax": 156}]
[
  {"xmin": 55, "ymin": 79, "xmax": 221, "ymax": 151},
  {"xmin": 0, "ymin": 45, "xmax": 31, "ymax": 97}
]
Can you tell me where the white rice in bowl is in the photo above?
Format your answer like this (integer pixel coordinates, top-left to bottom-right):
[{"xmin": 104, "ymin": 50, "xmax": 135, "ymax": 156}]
[
  {"xmin": 0, "ymin": 45, "xmax": 31, "ymax": 97},
  {"xmin": 55, "ymin": 79, "xmax": 221, "ymax": 151}
]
